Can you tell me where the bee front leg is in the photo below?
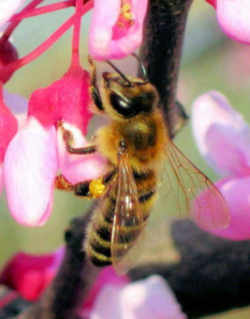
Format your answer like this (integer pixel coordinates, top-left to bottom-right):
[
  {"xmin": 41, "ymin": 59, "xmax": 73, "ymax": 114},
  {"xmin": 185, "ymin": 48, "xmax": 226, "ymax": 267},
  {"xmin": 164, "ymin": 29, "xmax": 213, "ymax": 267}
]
[
  {"xmin": 88, "ymin": 55, "xmax": 104, "ymax": 111},
  {"xmin": 58, "ymin": 121, "xmax": 97, "ymax": 155}
]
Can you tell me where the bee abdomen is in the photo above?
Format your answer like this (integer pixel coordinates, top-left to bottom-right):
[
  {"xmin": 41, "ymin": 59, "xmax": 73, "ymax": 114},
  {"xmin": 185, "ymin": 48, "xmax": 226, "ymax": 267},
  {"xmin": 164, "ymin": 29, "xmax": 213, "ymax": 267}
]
[
  {"xmin": 86, "ymin": 169, "xmax": 157, "ymax": 268},
  {"xmin": 87, "ymin": 199, "xmax": 143, "ymax": 267}
]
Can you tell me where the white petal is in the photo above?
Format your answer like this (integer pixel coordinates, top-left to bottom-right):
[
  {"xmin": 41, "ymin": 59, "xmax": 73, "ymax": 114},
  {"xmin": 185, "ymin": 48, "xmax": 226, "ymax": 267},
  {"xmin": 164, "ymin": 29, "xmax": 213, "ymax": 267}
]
[
  {"xmin": 90, "ymin": 275, "xmax": 186, "ymax": 319},
  {"xmin": 4, "ymin": 117, "xmax": 58, "ymax": 226},
  {"xmin": 0, "ymin": 0, "xmax": 26, "ymax": 27}
]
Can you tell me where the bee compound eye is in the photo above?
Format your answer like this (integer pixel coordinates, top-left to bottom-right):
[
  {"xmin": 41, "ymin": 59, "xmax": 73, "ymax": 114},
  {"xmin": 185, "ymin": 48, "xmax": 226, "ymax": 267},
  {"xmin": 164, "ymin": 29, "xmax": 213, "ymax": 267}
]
[{"xmin": 110, "ymin": 92, "xmax": 137, "ymax": 118}]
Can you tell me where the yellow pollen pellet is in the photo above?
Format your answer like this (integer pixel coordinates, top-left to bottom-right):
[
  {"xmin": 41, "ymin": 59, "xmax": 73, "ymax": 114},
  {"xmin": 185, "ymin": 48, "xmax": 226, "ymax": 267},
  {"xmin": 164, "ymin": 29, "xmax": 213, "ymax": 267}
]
[
  {"xmin": 89, "ymin": 178, "xmax": 106, "ymax": 198},
  {"xmin": 121, "ymin": 3, "xmax": 133, "ymax": 21}
]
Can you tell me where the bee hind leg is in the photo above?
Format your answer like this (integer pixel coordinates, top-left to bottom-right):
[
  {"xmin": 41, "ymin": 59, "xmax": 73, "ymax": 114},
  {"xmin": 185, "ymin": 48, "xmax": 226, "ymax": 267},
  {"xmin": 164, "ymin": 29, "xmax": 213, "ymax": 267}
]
[
  {"xmin": 56, "ymin": 170, "xmax": 116, "ymax": 198},
  {"xmin": 55, "ymin": 174, "xmax": 74, "ymax": 191},
  {"xmin": 76, "ymin": 169, "xmax": 116, "ymax": 198}
]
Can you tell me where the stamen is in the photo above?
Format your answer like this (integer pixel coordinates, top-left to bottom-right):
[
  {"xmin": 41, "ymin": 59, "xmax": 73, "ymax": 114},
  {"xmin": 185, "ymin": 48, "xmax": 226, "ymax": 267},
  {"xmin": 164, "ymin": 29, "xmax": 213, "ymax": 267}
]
[{"xmin": 121, "ymin": 3, "xmax": 133, "ymax": 21}]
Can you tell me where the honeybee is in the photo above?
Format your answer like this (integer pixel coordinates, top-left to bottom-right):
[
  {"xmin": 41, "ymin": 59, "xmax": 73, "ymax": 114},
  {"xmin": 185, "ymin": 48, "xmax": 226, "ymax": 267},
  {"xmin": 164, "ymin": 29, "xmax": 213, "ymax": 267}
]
[{"xmin": 57, "ymin": 56, "xmax": 230, "ymax": 274}]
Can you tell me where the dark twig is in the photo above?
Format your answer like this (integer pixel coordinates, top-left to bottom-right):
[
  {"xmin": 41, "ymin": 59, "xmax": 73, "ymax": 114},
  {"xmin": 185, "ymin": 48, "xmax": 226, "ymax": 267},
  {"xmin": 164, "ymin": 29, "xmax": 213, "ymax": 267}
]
[
  {"xmin": 140, "ymin": 0, "xmax": 192, "ymax": 135},
  {"xmin": 129, "ymin": 220, "xmax": 250, "ymax": 318}
]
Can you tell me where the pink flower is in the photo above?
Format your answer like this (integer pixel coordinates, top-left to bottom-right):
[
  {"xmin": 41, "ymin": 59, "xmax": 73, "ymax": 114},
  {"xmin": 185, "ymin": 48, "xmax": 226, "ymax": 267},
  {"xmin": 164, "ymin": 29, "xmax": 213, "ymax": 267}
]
[
  {"xmin": 0, "ymin": 0, "xmax": 26, "ymax": 27},
  {"xmin": 3, "ymin": 66, "xmax": 106, "ymax": 226},
  {"xmin": 206, "ymin": 0, "xmax": 250, "ymax": 44},
  {"xmin": 89, "ymin": 0, "xmax": 148, "ymax": 60},
  {"xmin": 192, "ymin": 91, "xmax": 250, "ymax": 239},
  {"xmin": 0, "ymin": 250, "xmax": 186, "ymax": 319},
  {"xmin": 81, "ymin": 266, "xmax": 129, "ymax": 318},
  {"xmin": 90, "ymin": 275, "xmax": 186, "ymax": 319}
]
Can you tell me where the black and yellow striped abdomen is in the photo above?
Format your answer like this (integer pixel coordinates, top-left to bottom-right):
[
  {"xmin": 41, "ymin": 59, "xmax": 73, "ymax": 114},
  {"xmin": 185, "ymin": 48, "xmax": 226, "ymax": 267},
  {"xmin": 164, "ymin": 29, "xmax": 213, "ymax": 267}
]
[{"xmin": 85, "ymin": 169, "xmax": 157, "ymax": 267}]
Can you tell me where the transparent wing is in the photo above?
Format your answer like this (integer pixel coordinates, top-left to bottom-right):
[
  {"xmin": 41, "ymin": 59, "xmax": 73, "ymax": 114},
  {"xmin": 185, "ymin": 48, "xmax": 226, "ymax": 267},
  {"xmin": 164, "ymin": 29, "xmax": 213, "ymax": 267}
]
[
  {"xmin": 111, "ymin": 152, "xmax": 145, "ymax": 275},
  {"xmin": 108, "ymin": 140, "xmax": 230, "ymax": 274},
  {"xmin": 161, "ymin": 140, "xmax": 230, "ymax": 230}
]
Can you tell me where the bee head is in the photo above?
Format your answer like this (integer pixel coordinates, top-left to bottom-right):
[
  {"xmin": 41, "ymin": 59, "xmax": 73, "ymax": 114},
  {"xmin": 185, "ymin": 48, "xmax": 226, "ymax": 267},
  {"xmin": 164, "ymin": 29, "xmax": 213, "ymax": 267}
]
[{"xmin": 102, "ymin": 71, "xmax": 159, "ymax": 119}]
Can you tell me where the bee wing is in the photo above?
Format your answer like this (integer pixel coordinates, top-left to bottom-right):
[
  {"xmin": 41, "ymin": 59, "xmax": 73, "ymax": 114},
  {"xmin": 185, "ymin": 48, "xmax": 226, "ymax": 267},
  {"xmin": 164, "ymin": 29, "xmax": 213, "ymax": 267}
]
[
  {"xmin": 111, "ymin": 152, "xmax": 145, "ymax": 275},
  {"xmin": 161, "ymin": 140, "xmax": 230, "ymax": 230}
]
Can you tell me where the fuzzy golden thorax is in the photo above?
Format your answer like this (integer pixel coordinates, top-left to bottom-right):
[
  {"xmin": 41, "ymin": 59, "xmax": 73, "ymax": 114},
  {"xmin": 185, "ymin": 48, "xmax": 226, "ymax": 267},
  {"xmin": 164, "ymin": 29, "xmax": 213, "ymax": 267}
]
[{"xmin": 96, "ymin": 109, "xmax": 169, "ymax": 172}]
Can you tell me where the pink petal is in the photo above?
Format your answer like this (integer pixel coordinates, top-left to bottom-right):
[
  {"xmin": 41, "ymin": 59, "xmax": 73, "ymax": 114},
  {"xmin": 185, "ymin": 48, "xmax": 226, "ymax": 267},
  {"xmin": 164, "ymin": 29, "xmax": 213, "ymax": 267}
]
[
  {"xmin": 90, "ymin": 275, "xmax": 186, "ymax": 319},
  {"xmin": 206, "ymin": 125, "xmax": 250, "ymax": 177},
  {"xmin": 28, "ymin": 66, "xmax": 92, "ymax": 134},
  {"xmin": 0, "ymin": 0, "xmax": 26, "ymax": 26},
  {"xmin": 57, "ymin": 122, "xmax": 106, "ymax": 184},
  {"xmin": 89, "ymin": 0, "xmax": 120, "ymax": 59},
  {"xmin": 216, "ymin": 0, "xmax": 250, "ymax": 44},
  {"xmin": 4, "ymin": 117, "xmax": 58, "ymax": 226},
  {"xmin": 81, "ymin": 266, "xmax": 129, "ymax": 317},
  {"xmin": 89, "ymin": 0, "xmax": 148, "ymax": 60},
  {"xmin": 192, "ymin": 91, "xmax": 250, "ymax": 177},
  {"xmin": 206, "ymin": 0, "xmax": 216, "ymax": 8},
  {"xmin": 0, "ymin": 91, "xmax": 18, "ymax": 162},
  {"xmin": 200, "ymin": 177, "xmax": 250, "ymax": 240},
  {"xmin": 191, "ymin": 181, "xmax": 230, "ymax": 231}
]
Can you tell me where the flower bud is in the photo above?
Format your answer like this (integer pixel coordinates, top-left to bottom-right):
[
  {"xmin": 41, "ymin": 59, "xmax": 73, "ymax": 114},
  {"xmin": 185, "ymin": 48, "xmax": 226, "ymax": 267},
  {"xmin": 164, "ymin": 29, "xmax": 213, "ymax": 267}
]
[{"xmin": 0, "ymin": 39, "xmax": 18, "ymax": 83}]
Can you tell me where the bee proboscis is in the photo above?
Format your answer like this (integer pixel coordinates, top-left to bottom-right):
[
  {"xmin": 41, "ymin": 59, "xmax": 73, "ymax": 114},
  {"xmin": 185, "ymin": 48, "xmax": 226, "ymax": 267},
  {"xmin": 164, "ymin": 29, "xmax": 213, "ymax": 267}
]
[{"xmin": 56, "ymin": 55, "xmax": 230, "ymax": 274}]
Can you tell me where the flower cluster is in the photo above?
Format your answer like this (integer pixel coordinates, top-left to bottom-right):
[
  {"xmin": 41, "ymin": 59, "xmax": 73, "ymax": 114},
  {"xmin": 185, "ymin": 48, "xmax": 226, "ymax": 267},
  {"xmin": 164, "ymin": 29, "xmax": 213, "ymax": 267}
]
[{"xmin": 0, "ymin": 0, "xmax": 149, "ymax": 226}]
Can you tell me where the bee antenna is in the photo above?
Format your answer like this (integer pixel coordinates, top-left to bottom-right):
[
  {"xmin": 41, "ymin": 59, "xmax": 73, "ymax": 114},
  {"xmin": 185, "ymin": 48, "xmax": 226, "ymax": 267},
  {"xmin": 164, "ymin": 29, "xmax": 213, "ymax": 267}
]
[
  {"xmin": 131, "ymin": 53, "xmax": 148, "ymax": 82},
  {"xmin": 106, "ymin": 60, "xmax": 132, "ymax": 86}
]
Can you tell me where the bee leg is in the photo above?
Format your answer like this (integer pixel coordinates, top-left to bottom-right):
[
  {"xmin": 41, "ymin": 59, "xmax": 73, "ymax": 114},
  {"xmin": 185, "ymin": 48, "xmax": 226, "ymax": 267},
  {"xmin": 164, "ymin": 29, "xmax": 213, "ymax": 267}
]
[
  {"xmin": 74, "ymin": 181, "xmax": 92, "ymax": 197},
  {"xmin": 58, "ymin": 122, "xmax": 97, "ymax": 155},
  {"xmin": 168, "ymin": 101, "xmax": 189, "ymax": 138},
  {"xmin": 74, "ymin": 170, "xmax": 116, "ymax": 198},
  {"xmin": 88, "ymin": 55, "xmax": 104, "ymax": 111},
  {"xmin": 66, "ymin": 144, "xmax": 97, "ymax": 155},
  {"xmin": 55, "ymin": 175, "xmax": 74, "ymax": 191},
  {"xmin": 55, "ymin": 174, "xmax": 93, "ymax": 197},
  {"xmin": 131, "ymin": 53, "xmax": 148, "ymax": 82}
]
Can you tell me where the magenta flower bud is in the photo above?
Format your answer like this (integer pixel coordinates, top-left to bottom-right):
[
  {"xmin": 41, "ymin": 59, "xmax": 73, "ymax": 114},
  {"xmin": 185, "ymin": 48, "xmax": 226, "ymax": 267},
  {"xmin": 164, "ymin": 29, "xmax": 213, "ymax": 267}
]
[
  {"xmin": 0, "ymin": 39, "xmax": 18, "ymax": 83},
  {"xmin": 0, "ymin": 247, "xmax": 65, "ymax": 301}
]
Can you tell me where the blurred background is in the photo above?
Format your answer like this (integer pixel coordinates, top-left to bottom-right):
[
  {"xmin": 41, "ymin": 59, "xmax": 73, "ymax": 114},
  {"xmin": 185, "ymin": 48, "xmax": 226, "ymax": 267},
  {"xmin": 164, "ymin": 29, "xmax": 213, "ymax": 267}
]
[{"xmin": 1, "ymin": 1, "xmax": 250, "ymax": 318}]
